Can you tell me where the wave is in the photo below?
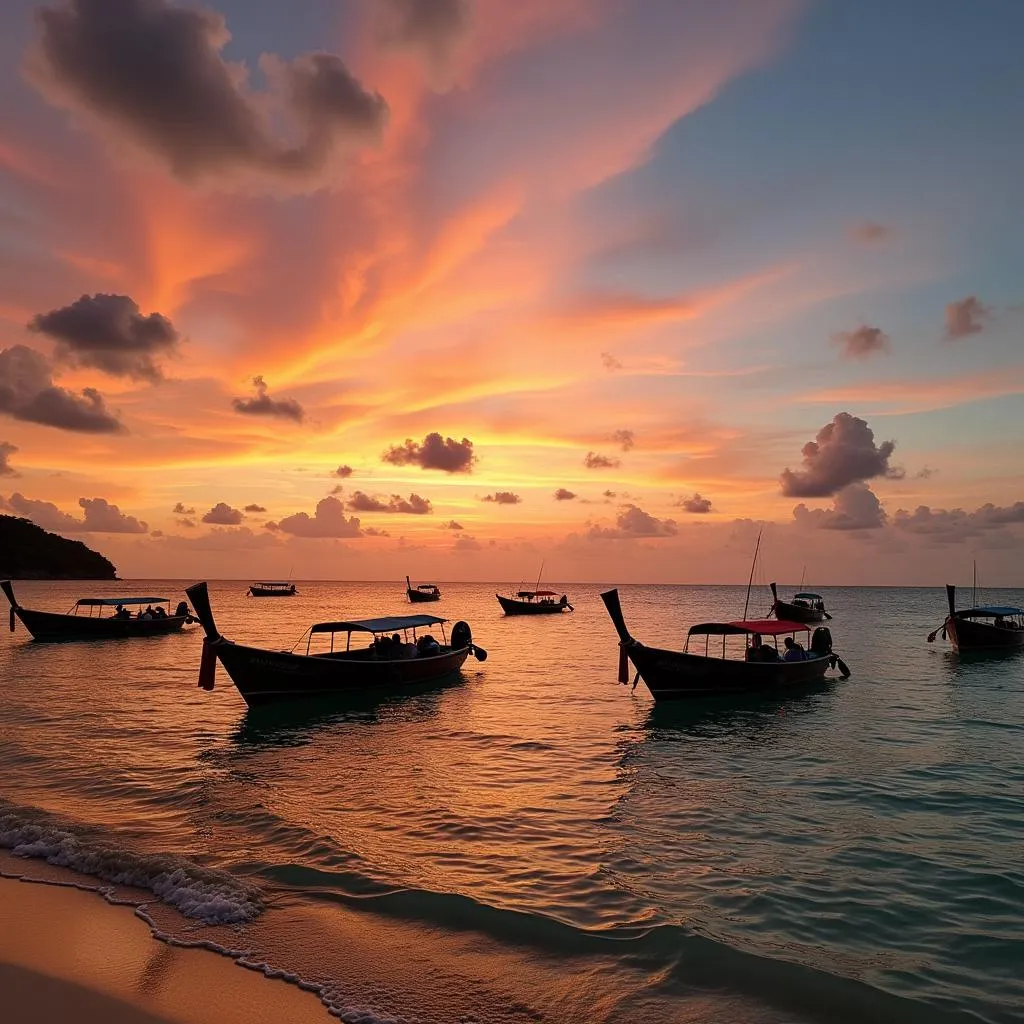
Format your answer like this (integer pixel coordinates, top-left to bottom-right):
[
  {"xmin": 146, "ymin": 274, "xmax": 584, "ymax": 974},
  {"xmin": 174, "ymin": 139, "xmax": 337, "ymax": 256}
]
[
  {"xmin": 0, "ymin": 799, "xmax": 262, "ymax": 925},
  {"xmin": 258, "ymin": 862, "xmax": 990, "ymax": 1024}
]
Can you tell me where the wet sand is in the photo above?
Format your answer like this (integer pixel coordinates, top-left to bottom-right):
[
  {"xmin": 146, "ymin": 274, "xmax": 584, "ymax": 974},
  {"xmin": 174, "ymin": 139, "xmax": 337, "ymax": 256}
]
[{"xmin": 0, "ymin": 876, "xmax": 329, "ymax": 1024}]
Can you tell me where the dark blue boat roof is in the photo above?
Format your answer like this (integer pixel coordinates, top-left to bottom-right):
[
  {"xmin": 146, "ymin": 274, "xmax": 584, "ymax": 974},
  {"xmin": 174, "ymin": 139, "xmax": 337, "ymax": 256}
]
[
  {"xmin": 311, "ymin": 614, "xmax": 447, "ymax": 634},
  {"xmin": 794, "ymin": 592, "xmax": 823, "ymax": 600},
  {"xmin": 960, "ymin": 605, "xmax": 1023, "ymax": 618},
  {"xmin": 76, "ymin": 596, "xmax": 169, "ymax": 606}
]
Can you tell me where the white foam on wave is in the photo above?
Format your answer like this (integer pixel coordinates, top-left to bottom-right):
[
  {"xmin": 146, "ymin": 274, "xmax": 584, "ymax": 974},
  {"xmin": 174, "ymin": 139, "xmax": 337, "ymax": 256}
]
[
  {"xmin": 0, "ymin": 803, "xmax": 262, "ymax": 925},
  {"xmin": 1, "ymin": 801, "xmax": 415, "ymax": 1023}
]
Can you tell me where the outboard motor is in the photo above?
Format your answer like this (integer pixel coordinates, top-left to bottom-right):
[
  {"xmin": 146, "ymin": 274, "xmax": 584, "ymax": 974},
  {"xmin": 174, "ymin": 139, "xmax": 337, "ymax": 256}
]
[
  {"xmin": 452, "ymin": 620, "xmax": 487, "ymax": 661},
  {"xmin": 810, "ymin": 626, "xmax": 833, "ymax": 657},
  {"xmin": 452, "ymin": 621, "xmax": 472, "ymax": 650}
]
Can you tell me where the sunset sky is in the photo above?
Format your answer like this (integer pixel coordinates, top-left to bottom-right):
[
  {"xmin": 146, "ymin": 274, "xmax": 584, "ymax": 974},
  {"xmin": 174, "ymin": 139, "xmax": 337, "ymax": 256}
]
[{"xmin": 1, "ymin": 0, "xmax": 1022, "ymax": 584}]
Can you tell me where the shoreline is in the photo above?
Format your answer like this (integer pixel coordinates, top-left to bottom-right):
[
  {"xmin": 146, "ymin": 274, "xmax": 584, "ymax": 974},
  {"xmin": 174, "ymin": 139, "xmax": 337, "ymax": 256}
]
[{"xmin": 0, "ymin": 875, "xmax": 330, "ymax": 1024}]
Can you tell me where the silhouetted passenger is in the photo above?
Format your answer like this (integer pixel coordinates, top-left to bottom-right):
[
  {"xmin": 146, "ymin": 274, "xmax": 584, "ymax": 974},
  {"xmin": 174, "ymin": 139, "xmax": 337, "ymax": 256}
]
[
  {"xmin": 783, "ymin": 636, "xmax": 806, "ymax": 662},
  {"xmin": 175, "ymin": 601, "xmax": 189, "ymax": 618}
]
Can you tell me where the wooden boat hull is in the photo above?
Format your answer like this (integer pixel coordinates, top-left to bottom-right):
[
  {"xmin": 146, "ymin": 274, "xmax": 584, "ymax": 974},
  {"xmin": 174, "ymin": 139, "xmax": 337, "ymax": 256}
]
[
  {"xmin": 624, "ymin": 642, "xmax": 831, "ymax": 700},
  {"xmin": 496, "ymin": 594, "xmax": 569, "ymax": 615},
  {"xmin": 10, "ymin": 606, "xmax": 187, "ymax": 642},
  {"xmin": 249, "ymin": 587, "xmax": 295, "ymax": 597},
  {"xmin": 771, "ymin": 599, "xmax": 827, "ymax": 624},
  {"xmin": 207, "ymin": 638, "xmax": 471, "ymax": 706},
  {"xmin": 407, "ymin": 589, "xmax": 440, "ymax": 603},
  {"xmin": 944, "ymin": 615, "xmax": 1024, "ymax": 654}
]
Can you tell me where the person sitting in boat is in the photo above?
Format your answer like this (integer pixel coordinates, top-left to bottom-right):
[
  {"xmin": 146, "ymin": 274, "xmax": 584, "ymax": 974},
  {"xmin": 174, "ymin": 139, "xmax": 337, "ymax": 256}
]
[
  {"xmin": 175, "ymin": 601, "xmax": 189, "ymax": 618},
  {"xmin": 113, "ymin": 604, "xmax": 131, "ymax": 620},
  {"xmin": 141, "ymin": 605, "xmax": 155, "ymax": 620},
  {"xmin": 745, "ymin": 635, "xmax": 763, "ymax": 661},
  {"xmin": 417, "ymin": 634, "xmax": 441, "ymax": 656},
  {"xmin": 153, "ymin": 605, "xmax": 167, "ymax": 618},
  {"xmin": 783, "ymin": 636, "xmax": 806, "ymax": 662}
]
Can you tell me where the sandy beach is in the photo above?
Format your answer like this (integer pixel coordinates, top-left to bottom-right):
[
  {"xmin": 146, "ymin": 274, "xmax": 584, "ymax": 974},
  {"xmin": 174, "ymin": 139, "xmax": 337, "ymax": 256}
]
[{"xmin": 0, "ymin": 876, "xmax": 329, "ymax": 1024}]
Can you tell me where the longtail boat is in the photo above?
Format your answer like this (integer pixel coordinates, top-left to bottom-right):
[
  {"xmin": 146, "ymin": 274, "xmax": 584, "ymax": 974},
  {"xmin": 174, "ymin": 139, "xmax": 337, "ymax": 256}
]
[
  {"xmin": 496, "ymin": 590, "xmax": 573, "ymax": 615},
  {"xmin": 927, "ymin": 585, "xmax": 1024, "ymax": 653},
  {"xmin": 186, "ymin": 581, "xmax": 486, "ymax": 706},
  {"xmin": 600, "ymin": 588, "xmax": 848, "ymax": 701},
  {"xmin": 2, "ymin": 581, "xmax": 191, "ymax": 642},
  {"xmin": 406, "ymin": 576, "xmax": 441, "ymax": 603},
  {"xmin": 769, "ymin": 582, "xmax": 830, "ymax": 623},
  {"xmin": 248, "ymin": 581, "xmax": 296, "ymax": 597}
]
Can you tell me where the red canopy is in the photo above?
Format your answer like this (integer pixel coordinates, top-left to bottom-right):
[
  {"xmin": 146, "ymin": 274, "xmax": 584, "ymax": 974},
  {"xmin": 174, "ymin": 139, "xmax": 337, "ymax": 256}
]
[
  {"xmin": 729, "ymin": 618, "xmax": 810, "ymax": 635},
  {"xmin": 533, "ymin": 590, "xmax": 559, "ymax": 596}
]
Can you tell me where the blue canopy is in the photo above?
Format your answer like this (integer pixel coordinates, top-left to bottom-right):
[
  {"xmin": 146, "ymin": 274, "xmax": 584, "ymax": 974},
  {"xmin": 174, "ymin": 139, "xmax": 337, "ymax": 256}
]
[
  {"xmin": 311, "ymin": 614, "xmax": 447, "ymax": 634},
  {"xmin": 961, "ymin": 606, "xmax": 1023, "ymax": 618},
  {"xmin": 76, "ymin": 596, "xmax": 169, "ymax": 606}
]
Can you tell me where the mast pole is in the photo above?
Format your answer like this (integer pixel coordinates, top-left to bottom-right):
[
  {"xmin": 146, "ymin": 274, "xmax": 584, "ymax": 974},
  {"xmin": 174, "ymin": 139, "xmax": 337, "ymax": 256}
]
[
  {"xmin": 743, "ymin": 527, "xmax": 763, "ymax": 620},
  {"xmin": 973, "ymin": 559, "xmax": 977, "ymax": 607},
  {"xmin": 534, "ymin": 559, "xmax": 545, "ymax": 594}
]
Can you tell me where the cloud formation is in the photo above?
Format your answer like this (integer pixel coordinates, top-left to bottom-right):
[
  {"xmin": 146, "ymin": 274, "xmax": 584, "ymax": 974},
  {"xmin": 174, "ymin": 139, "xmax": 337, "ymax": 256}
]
[
  {"xmin": 780, "ymin": 412, "xmax": 900, "ymax": 498},
  {"xmin": 268, "ymin": 496, "xmax": 363, "ymax": 537},
  {"xmin": 202, "ymin": 501, "xmax": 244, "ymax": 525},
  {"xmin": 792, "ymin": 483, "xmax": 886, "ymax": 530},
  {"xmin": 383, "ymin": 433, "xmax": 476, "ymax": 472},
  {"xmin": 612, "ymin": 429, "xmax": 635, "ymax": 451},
  {"xmin": 944, "ymin": 296, "xmax": 990, "ymax": 340},
  {"xmin": 172, "ymin": 502, "xmax": 195, "ymax": 515},
  {"xmin": 29, "ymin": 293, "xmax": 178, "ymax": 381},
  {"xmin": 832, "ymin": 324, "xmax": 890, "ymax": 360},
  {"xmin": 334, "ymin": 465, "xmax": 353, "ymax": 478},
  {"xmin": 0, "ymin": 492, "xmax": 146, "ymax": 532},
  {"xmin": 553, "ymin": 488, "xmax": 576, "ymax": 501},
  {"xmin": 77, "ymin": 496, "xmax": 148, "ymax": 533},
  {"xmin": 347, "ymin": 490, "xmax": 433, "ymax": 514},
  {"xmin": 481, "ymin": 491, "xmax": 521, "ymax": 505},
  {"xmin": 0, "ymin": 345, "xmax": 123, "ymax": 434},
  {"xmin": 850, "ymin": 220, "xmax": 890, "ymax": 243},
  {"xmin": 443, "ymin": 520, "xmax": 464, "ymax": 530},
  {"xmin": 678, "ymin": 492, "xmax": 712, "ymax": 513},
  {"xmin": 892, "ymin": 501, "xmax": 1024, "ymax": 544},
  {"xmin": 601, "ymin": 352, "xmax": 623, "ymax": 372},
  {"xmin": 232, "ymin": 376, "xmax": 304, "ymax": 422},
  {"xmin": 0, "ymin": 441, "xmax": 18, "ymax": 477},
  {"xmin": 375, "ymin": 0, "xmax": 470, "ymax": 85},
  {"xmin": 584, "ymin": 451, "xmax": 621, "ymax": 469},
  {"xmin": 243, "ymin": 503, "xmax": 266, "ymax": 513},
  {"xmin": 28, "ymin": 0, "xmax": 388, "ymax": 187},
  {"xmin": 589, "ymin": 504, "xmax": 678, "ymax": 539}
]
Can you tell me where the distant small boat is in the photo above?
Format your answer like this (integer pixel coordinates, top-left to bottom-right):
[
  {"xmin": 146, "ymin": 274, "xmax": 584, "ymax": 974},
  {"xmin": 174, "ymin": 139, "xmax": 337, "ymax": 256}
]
[
  {"xmin": 928, "ymin": 585, "xmax": 1024, "ymax": 653},
  {"xmin": 2, "ymin": 581, "xmax": 191, "ymax": 642},
  {"xmin": 186, "ymin": 581, "xmax": 486, "ymax": 706},
  {"xmin": 406, "ymin": 576, "xmax": 441, "ymax": 603},
  {"xmin": 769, "ymin": 582, "xmax": 830, "ymax": 623},
  {"xmin": 600, "ymin": 588, "xmax": 848, "ymax": 700},
  {"xmin": 496, "ymin": 590, "xmax": 573, "ymax": 615},
  {"xmin": 248, "ymin": 581, "xmax": 296, "ymax": 597}
]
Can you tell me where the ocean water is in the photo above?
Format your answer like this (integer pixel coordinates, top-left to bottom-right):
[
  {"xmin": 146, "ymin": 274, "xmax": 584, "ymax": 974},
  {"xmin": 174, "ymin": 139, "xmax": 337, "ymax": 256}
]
[{"xmin": 1, "ymin": 580, "xmax": 1022, "ymax": 1024}]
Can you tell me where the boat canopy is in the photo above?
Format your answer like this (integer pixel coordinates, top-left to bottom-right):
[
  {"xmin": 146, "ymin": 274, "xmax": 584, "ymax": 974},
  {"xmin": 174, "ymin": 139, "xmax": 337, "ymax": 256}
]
[
  {"xmin": 793, "ymin": 592, "xmax": 823, "ymax": 600},
  {"xmin": 415, "ymin": 583, "xmax": 439, "ymax": 590},
  {"xmin": 310, "ymin": 613, "xmax": 448, "ymax": 635},
  {"xmin": 958, "ymin": 605, "xmax": 1024, "ymax": 618},
  {"xmin": 254, "ymin": 581, "xmax": 292, "ymax": 587},
  {"xmin": 688, "ymin": 618, "xmax": 811, "ymax": 637},
  {"xmin": 517, "ymin": 590, "xmax": 558, "ymax": 598},
  {"xmin": 75, "ymin": 596, "xmax": 169, "ymax": 606}
]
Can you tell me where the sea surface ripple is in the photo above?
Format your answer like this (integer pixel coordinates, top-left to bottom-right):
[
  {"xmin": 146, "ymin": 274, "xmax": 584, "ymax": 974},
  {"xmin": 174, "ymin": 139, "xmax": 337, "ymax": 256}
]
[{"xmin": 1, "ymin": 580, "xmax": 1022, "ymax": 1023}]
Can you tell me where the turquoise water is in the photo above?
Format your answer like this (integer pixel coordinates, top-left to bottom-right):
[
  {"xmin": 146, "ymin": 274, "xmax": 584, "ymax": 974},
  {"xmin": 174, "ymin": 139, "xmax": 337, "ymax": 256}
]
[{"xmin": 1, "ymin": 581, "xmax": 1022, "ymax": 1023}]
